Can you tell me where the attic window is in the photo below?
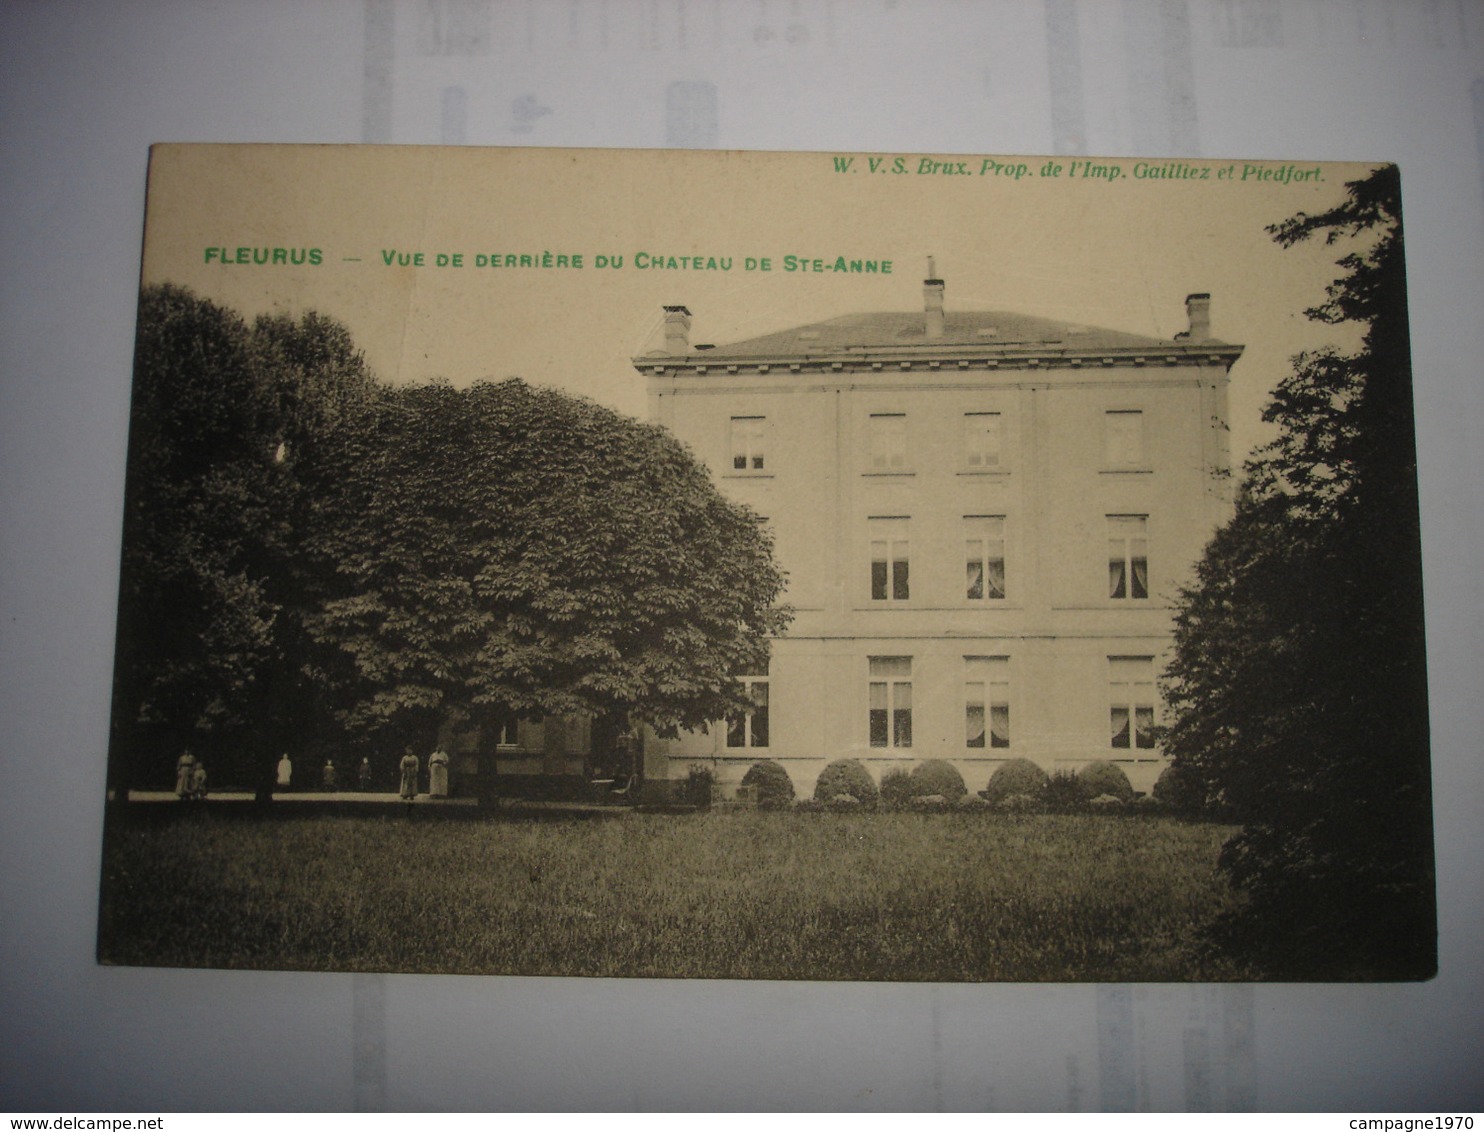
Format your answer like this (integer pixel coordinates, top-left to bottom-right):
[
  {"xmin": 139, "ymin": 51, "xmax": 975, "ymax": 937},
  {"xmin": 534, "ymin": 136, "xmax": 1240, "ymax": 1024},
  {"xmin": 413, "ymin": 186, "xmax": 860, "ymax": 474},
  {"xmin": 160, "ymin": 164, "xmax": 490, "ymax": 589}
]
[{"xmin": 976, "ymin": 328, "xmax": 999, "ymax": 337}]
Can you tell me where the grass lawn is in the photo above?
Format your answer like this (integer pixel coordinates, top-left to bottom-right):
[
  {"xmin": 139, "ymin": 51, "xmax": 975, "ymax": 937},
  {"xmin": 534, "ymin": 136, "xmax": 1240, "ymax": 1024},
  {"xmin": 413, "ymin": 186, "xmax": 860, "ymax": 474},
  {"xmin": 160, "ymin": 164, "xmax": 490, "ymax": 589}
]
[{"xmin": 98, "ymin": 808, "xmax": 1245, "ymax": 981}]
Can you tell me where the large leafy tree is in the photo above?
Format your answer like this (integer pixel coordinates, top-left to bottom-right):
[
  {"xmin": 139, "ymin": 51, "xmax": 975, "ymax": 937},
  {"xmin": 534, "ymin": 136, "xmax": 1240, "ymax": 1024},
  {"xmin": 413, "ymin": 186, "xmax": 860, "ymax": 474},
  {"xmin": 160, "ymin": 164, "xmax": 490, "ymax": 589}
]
[
  {"xmin": 112, "ymin": 288, "xmax": 788, "ymax": 790},
  {"xmin": 1161, "ymin": 166, "xmax": 1435, "ymax": 978},
  {"xmin": 109, "ymin": 286, "xmax": 376, "ymax": 790},
  {"xmin": 300, "ymin": 378, "xmax": 789, "ymax": 755},
  {"xmin": 112, "ymin": 286, "xmax": 280, "ymax": 788},
  {"xmin": 235, "ymin": 308, "xmax": 383, "ymax": 786}
]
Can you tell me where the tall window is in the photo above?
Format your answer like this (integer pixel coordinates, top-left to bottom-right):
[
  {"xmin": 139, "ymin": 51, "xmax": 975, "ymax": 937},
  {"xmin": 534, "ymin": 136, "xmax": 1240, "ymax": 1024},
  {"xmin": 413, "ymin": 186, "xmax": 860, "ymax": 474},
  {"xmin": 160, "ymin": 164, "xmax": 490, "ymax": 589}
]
[
  {"xmin": 870, "ymin": 518, "xmax": 910, "ymax": 601},
  {"xmin": 730, "ymin": 416, "xmax": 767, "ymax": 471},
  {"xmin": 868, "ymin": 413, "xmax": 908, "ymax": 470},
  {"xmin": 965, "ymin": 657, "xmax": 1010, "ymax": 749},
  {"xmin": 726, "ymin": 673, "xmax": 770, "ymax": 749},
  {"xmin": 1104, "ymin": 410, "xmax": 1144, "ymax": 467},
  {"xmin": 965, "ymin": 516, "xmax": 1007, "ymax": 600},
  {"xmin": 869, "ymin": 657, "xmax": 912, "ymax": 748},
  {"xmin": 493, "ymin": 716, "xmax": 521, "ymax": 747},
  {"xmin": 1107, "ymin": 515, "xmax": 1149, "ymax": 599},
  {"xmin": 964, "ymin": 412, "xmax": 1003, "ymax": 468},
  {"xmin": 1109, "ymin": 657, "xmax": 1156, "ymax": 751}
]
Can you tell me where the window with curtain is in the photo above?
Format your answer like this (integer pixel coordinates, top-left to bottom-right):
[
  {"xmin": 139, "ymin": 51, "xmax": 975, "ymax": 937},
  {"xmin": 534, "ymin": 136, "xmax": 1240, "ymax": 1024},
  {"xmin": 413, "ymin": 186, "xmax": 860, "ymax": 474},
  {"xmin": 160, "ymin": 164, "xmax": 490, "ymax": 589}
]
[
  {"xmin": 1109, "ymin": 656, "xmax": 1156, "ymax": 751},
  {"xmin": 965, "ymin": 515, "xmax": 1007, "ymax": 600},
  {"xmin": 965, "ymin": 656, "xmax": 1010, "ymax": 749},
  {"xmin": 870, "ymin": 517, "xmax": 910, "ymax": 601},
  {"xmin": 1108, "ymin": 515, "xmax": 1149, "ymax": 599},
  {"xmin": 869, "ymin": 656, "xmax": 912, "ymax": 748}
]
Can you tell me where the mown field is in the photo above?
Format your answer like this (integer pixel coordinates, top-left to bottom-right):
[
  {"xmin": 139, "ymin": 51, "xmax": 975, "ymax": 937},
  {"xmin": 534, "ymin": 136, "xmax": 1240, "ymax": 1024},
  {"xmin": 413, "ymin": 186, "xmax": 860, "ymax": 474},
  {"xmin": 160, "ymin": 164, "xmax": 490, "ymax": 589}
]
[{"xmin": 98, "ymin": 809, "xmax": 1246, "ymax": 981}]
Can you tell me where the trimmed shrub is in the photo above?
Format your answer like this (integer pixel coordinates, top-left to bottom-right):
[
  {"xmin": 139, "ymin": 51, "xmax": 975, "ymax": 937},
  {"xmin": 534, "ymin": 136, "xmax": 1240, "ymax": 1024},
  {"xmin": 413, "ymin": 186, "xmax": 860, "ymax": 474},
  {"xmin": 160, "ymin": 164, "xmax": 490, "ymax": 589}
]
[
  {"xmin": 908, "ymin": 793, "xmax": 951, "ymax": 813},
  {"xmin": 1152, "ymin": 762, "xmax": 1203, "ymax": 813},
  {"xmin": 1088, "ymin": 793, "xmax": 1125, "ymax": 810},
  {"xmin": 1045, "ymin": 769, "xmax": 1086, "ymax": 811},
  {"xmin": 878, "ymin": 766, "xmax": 914, "ymax": 810},
  {"xmin": 996, "ymin": 792, "xmax": 1044, "ymax": 814},
  {"xmin": 957, "ymin": 793, "xmax": 992, "ymax": 811},
  {"xmin": 740, "ymin": 759, "xmax": 796, "ymax": 810},
  {"xmin": 1078, "ymin": 760, "xmax": 1135, "ymax": 803},
  {"xmin": 983, "ymin": 758, "xmax": 1050, "ymax": 806},
  {"xmin": 813, "ymin": 759, "xmax": 878, "ymax": 808},
  {"xmin": 681, "ymin": 764, "xmax": 715, "ymax": 809},
  {"xmin": 909, "ymin": 759, "xmax": 967, "ymax": 801}
]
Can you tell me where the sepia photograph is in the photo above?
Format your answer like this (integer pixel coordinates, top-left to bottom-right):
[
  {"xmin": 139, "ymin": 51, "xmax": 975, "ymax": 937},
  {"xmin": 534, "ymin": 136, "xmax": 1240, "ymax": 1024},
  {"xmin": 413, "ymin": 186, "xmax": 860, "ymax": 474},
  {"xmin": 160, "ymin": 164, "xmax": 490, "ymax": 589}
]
[{"xmin": 96, "ymin": 143, "xmax": 1434, "ymax": 983}]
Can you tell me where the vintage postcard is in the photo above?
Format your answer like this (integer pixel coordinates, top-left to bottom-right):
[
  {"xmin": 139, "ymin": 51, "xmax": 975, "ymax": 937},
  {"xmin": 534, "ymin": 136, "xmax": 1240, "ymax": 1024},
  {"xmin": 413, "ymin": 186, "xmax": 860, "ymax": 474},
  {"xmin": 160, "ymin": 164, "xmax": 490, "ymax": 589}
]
[{"xmin": 98, "ymin": 145, "xmax": 1433, "ymax": 981}]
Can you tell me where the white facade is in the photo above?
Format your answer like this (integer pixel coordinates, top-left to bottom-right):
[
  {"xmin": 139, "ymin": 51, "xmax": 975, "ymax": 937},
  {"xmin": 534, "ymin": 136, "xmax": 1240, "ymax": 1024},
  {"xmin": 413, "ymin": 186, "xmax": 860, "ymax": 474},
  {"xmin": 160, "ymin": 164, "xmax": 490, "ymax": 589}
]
[{"xmin": 635, "ymin": 278, "xmax": 1243, "ymax": 797}]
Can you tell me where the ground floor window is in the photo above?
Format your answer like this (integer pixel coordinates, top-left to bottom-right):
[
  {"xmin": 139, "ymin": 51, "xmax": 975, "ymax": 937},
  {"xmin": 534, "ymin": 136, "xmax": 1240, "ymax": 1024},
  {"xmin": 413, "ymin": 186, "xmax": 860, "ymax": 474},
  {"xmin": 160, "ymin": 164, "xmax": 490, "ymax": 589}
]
[
  {"xmin": 965, "ymin": 656, "xmax": 1010, "ymax": 748},
  {"xmin": 869, "ymin": 656, "xmax": 913, "ymax": 748},
  {"xmin": 1109, "ymin": 656, "xmax": 1156, "ymax": 750},
  {"xmin": 726, "ymin": 675, "xmax": 770, "ymax": 749}
]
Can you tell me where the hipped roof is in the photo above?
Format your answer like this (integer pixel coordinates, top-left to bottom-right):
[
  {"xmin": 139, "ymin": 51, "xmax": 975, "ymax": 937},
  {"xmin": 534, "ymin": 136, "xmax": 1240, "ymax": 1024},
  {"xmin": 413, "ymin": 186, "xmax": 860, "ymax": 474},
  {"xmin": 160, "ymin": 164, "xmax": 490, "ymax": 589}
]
[{"xmin": 693, "ymin": 309, "xmax": 1196, "ymax": 358}]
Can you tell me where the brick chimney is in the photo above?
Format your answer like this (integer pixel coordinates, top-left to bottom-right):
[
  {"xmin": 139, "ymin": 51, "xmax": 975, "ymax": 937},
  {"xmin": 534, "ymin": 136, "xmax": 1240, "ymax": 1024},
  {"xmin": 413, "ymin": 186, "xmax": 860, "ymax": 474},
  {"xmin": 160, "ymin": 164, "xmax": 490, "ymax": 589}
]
[
  {"xmin": 1185, "ymin": 293, "xmax": 1211, "ymax": 341},
  {"xmin": 924, "ymin": 257, "xmax": 944, "ymax": 340},
  {"xmin": 662, "ymin": 305, "xmax": 692, "ymax": 354}
]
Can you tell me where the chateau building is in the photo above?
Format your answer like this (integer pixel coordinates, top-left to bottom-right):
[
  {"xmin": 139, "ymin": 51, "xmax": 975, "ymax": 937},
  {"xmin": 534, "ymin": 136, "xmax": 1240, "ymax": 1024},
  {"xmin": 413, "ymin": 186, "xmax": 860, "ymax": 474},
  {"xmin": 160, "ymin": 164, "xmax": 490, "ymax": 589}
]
[{"xmin": 632, "ymin": 268, "xmax": 1244, "ymax": 797}]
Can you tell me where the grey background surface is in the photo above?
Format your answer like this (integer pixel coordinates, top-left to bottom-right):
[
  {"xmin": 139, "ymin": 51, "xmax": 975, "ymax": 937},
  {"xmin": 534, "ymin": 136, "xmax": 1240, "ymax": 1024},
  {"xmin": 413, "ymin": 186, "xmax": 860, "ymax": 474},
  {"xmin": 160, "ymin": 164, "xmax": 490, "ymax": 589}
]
[{"xmin": 2, "ymin": 0, "xmax": 1481, "ymax": 1112}]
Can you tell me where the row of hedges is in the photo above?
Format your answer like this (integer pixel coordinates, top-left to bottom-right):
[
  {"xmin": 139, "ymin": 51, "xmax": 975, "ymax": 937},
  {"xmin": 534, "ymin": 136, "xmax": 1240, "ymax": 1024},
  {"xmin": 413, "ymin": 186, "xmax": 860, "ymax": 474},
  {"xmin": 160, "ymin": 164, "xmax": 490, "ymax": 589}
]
[{"xmin": 692, "ymin": 758, "xmax": 1206, "ymax": 814}]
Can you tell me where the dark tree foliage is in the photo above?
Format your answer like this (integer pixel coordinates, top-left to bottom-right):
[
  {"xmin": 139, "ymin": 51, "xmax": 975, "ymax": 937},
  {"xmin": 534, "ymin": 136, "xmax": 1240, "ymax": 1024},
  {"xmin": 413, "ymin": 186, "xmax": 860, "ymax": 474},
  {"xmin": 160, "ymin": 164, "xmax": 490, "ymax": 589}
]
[
  {"xmin": 1161, "ymin": 166, "xmax": 1435, "ymax": 979},
  {"xmin": 110, "ymin": 286, "xmax": 377, "ymax": 790},
  {"xmin": 297, "ymin": 378, "xmax": 790, "ymax": 752},
  {"xmin": 238, "ymin": 309, "xmax": 384, "ymax": 785},
  {"xmin": 113, "ymin": 287, "xmax": 790, "ymax": 788},
  {"xmin": 113, "ymin": 285, "xmax": 271, "ymax": 770}
]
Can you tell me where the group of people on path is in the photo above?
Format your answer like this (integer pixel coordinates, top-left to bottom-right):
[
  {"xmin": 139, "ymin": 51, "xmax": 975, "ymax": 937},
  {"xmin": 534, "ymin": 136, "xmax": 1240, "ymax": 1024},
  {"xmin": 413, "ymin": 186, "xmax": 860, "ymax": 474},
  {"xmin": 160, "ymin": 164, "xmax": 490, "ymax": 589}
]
[
  {"xmin": 174, "ymin": 751, "xmax": 207, "ymax": 800},
  {"xmin": 274, "ymin": 753, "xmax": 374, "ymax": 793},
  {"xmin": 167, "ymin": 748, "xmax": 453, "ymax": 801},
  {"xmin": 400, "ymin": 748, "xmax": 450, "ymax": 800},
  {"xmin": 269, "ymin": 748, "xmax": 451, "ymax": 799}
]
